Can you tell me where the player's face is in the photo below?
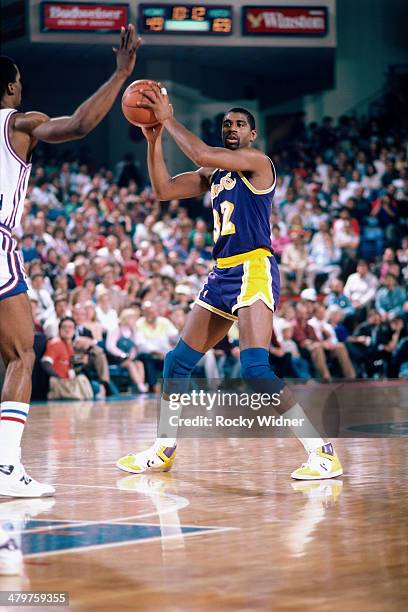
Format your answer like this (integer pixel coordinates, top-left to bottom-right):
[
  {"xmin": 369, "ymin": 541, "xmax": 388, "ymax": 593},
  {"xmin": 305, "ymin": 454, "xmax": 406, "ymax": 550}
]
[{"xmin": 222, "ymin": 113, "xmax": 256, "ymax": 150}]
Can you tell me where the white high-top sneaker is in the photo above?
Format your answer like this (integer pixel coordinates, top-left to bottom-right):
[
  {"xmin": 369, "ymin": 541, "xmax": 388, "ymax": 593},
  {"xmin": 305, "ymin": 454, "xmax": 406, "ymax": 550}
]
[{"xmin": 0, "ymin": 464, "xmax": 55, "ymax": 498}]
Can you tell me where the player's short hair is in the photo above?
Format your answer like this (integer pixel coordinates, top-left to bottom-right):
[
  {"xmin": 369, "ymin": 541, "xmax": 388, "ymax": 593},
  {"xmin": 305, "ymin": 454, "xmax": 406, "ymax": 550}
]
[
  {"xmin": 224, "ymin": 107, "xmax": 256, "ymax": 130},
  {"xmin": 0, "ymin": 56, "xmax": 18, "ymax": 100}
]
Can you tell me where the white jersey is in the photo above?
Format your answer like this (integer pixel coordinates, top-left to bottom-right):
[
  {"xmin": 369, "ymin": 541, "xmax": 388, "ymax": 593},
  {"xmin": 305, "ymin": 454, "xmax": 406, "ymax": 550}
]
[
  {"xmin": 0, "ymin": 108, "xmax": 32, "ymax": 233},
  {"xmin": 0, "ymin": 109, "xmax": 30, "ymax": 298}
]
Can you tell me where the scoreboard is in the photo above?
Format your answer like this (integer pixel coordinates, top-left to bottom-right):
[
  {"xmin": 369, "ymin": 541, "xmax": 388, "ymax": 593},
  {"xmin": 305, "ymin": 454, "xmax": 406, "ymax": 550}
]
[{"xmin": 139, "ymin": 4, "xmax": 233, "ymax": 35}]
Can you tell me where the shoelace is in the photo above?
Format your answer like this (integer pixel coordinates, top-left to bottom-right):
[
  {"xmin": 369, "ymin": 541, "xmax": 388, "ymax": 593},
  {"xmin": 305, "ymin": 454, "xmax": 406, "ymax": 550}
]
[{"xmin": 301, "ymin": 450, "xmax": 318, "ymax": 469}]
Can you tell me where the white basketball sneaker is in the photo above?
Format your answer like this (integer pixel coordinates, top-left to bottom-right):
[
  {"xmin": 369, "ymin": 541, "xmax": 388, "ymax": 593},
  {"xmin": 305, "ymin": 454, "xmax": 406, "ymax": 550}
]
[
  {"xmin": 0, "ymin": 464, "xmax": 55, "ymax": 498},
  {"xmin": 0, "ymin": 525, "xmax": 22, "ymax": 575}
]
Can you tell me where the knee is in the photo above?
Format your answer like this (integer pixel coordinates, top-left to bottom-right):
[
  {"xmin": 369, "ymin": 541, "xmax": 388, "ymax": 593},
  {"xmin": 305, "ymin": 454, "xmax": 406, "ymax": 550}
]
[
  {"xmin": 5, "ymin": 347, "xmax": 35, "ymax": 371},
  {"xmin": 163, "ymin": 340, "xmax": 203, "ymax": 379},
  {"xmin": 23, "ymin": 348, "xmax": 35, "ymax": 370},
  {"xmin": 240, "ymin": 348, "xmax": 273, "ymax": 379},
  {"xmin": 163, "ymin": 349, "xmax": 192, "ymax": 379}
]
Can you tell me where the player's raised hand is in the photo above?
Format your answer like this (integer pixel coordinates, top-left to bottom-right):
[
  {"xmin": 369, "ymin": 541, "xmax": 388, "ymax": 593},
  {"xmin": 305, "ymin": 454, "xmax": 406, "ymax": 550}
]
[
  {"xmin": 142, "ymin": 123, "xmax": 164, "ymax": 143},
  {"xmin": 113, "ymin": 24, "xmax": 141, "ymax": 78},
  {"xmin": 138, "ymin": 83, "xmax": 174, "ymax": 123}
]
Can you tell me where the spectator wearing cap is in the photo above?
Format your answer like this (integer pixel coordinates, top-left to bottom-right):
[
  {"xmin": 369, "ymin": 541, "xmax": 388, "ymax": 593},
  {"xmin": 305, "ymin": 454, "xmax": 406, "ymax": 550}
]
[
  {"xmin": 375, "ymin": 273, "xmax": 407, "ymax": 319},
  {"xmin": 300, "ymin": 288, "xmax": 317, "ymax": 319},
  {"xmin": 174, "ymin": 284, "xmax": 193, "ymax": 307}
]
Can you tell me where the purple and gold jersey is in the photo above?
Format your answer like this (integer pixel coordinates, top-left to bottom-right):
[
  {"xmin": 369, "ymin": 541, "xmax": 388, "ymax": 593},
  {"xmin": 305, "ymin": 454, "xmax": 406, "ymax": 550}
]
[
  {"xmin": 210, "ymin": 161, "xmax": 276, "ymax": 260},
  {"xmin": 195, "ymin": 160, "xmax": 280, "ymax": 320}
]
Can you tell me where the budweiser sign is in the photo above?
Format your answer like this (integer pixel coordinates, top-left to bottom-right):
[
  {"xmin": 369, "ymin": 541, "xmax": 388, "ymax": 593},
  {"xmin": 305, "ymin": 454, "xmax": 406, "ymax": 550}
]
[
  {"xmin": 41, "ymin": 2, "xmax": 128, "ymax": 32},
  {"xmin": 243, "ymin": 6, "xmax": 328, "ymax": 36}
]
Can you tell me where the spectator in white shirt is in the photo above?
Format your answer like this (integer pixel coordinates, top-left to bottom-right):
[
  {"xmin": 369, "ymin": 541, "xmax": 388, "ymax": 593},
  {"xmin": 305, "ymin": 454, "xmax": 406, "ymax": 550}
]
[
  {"xmin": 308, "ymin": 304, "xmax": 355, "ymax": 378},
  {"xmin": 28, "ymin": 274, "xmax": 55, "ymax": 326},
  {"xmin": 95, "ymin": 289, "xmax": 119, "ymax": 333},
  {"xmin": 135, "ymin": 301, "xmax": 178, "ymax": 391},
  {"xmin": 344, "ymin": 260, "xmax": 378, "ymax": 311},
  {"xmin": 308, "ymin": 304, "xmax": 338, "ymax": 345},
  {"xmin": 96, "ymin": 234, "xmax": 122, "ymax": 265}
]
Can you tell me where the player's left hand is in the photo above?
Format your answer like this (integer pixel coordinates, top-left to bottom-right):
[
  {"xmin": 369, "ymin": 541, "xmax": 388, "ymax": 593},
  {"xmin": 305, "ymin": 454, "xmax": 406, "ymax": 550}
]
[
  {"xmin": 113, "ymin": 24, "xmax": 141, "ymax": 78},
  {"xmin": 137, "ymin": 83, "xmax": 174, "ymax": 122}
]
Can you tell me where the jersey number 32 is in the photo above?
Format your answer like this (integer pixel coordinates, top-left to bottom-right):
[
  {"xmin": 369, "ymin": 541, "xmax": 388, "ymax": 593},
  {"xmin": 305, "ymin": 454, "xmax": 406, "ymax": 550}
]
[{"xmin": 213, "ymin": 200, "xmax": 236, "ymax": 242}]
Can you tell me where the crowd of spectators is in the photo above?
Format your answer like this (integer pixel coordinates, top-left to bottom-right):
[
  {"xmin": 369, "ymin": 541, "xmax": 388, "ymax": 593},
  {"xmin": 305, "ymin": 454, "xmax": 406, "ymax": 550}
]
[{"xmin": 14, "ymin": 110, "xmax": 408, "ymax": 400}]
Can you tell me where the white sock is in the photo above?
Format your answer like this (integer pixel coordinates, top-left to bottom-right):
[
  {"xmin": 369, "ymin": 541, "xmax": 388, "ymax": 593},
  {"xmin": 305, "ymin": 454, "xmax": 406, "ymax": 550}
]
[
  {"xmin": 156, "ymin": 398, "xmax": 179, "ymax": 447},
  {"xmin": 0, "ymin": 402, "xmax": 30, "ymax": 465},
  {"xmin": 284, "ymin": 403, "xmax": 326, "ymax": 453}
]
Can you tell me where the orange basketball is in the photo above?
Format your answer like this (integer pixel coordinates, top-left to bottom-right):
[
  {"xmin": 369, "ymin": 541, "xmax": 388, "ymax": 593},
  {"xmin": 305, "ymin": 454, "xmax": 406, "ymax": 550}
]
[{"xmin": 121, "ymin": 79, "xmax": 159, "ymax": 128}]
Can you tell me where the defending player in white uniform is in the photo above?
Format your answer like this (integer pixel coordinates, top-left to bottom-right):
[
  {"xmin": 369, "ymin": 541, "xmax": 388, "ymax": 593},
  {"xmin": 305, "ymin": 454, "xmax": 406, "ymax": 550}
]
[{"xmin": 0, "ymin": 25, "xmax": 140, "ymax": 501}]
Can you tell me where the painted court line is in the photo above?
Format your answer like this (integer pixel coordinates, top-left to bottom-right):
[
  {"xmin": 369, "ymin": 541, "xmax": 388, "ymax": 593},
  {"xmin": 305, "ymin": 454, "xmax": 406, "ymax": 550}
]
[{"xmin": 23, "ymin": 527, "xmax": 237, "ymax": 560}]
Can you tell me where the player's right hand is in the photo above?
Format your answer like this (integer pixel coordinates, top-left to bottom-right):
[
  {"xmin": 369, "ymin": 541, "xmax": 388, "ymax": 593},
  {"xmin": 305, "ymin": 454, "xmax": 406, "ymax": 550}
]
[
  {"xmin": 113, "ymin": 24, "xmax": 141, "ymax": 78},
  {"xmin": 142, "ymin": 123, "xmax": 164, "ymax": 143}
]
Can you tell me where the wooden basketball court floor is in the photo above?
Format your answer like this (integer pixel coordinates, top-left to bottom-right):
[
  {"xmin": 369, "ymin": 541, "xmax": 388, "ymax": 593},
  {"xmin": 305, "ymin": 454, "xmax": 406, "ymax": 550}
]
[{"xmin": 0, "ymin": 390, "xmax": 407, "ymax": 611}]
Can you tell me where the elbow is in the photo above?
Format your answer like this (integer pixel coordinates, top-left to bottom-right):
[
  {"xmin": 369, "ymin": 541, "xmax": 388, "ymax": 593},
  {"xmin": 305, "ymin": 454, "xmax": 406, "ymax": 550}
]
[
  {"xmin": 153, "ymin": 189, "xmax": 168, "ymax": 201},
  {"xmin": 70, "ymin": 118, "xmax": 89, "ymax": 139},
  {"xmin": 154, "ymin": 189, "xmax": 168, "ymax": 201},
  {"xmin": 73, "ymin": 123, "xmax": 88, "ymax": 139}
]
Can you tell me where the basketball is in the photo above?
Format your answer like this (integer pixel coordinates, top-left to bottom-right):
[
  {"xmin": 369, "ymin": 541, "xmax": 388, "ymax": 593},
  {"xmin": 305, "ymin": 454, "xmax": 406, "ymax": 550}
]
[{"xmin": 121, "ymin": 79, "xmax": 159, "ymax": 128}]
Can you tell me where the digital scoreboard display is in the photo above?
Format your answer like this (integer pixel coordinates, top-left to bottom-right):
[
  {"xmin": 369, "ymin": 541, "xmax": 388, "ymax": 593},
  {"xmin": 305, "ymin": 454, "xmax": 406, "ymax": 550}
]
[{"xmin": 139, "ymin": 4, "xmax": 233, "ymax": 35}]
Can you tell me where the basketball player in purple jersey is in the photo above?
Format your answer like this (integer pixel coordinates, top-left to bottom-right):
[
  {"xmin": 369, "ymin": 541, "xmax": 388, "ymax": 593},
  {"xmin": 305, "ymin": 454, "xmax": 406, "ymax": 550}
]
[
  {"xmin": 116, "ymin": 85, "xmax": 343, "ymax": 480},
  {"xmin": 0, "ymin": 25, "xmax": 140, "ymax": 498}
]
